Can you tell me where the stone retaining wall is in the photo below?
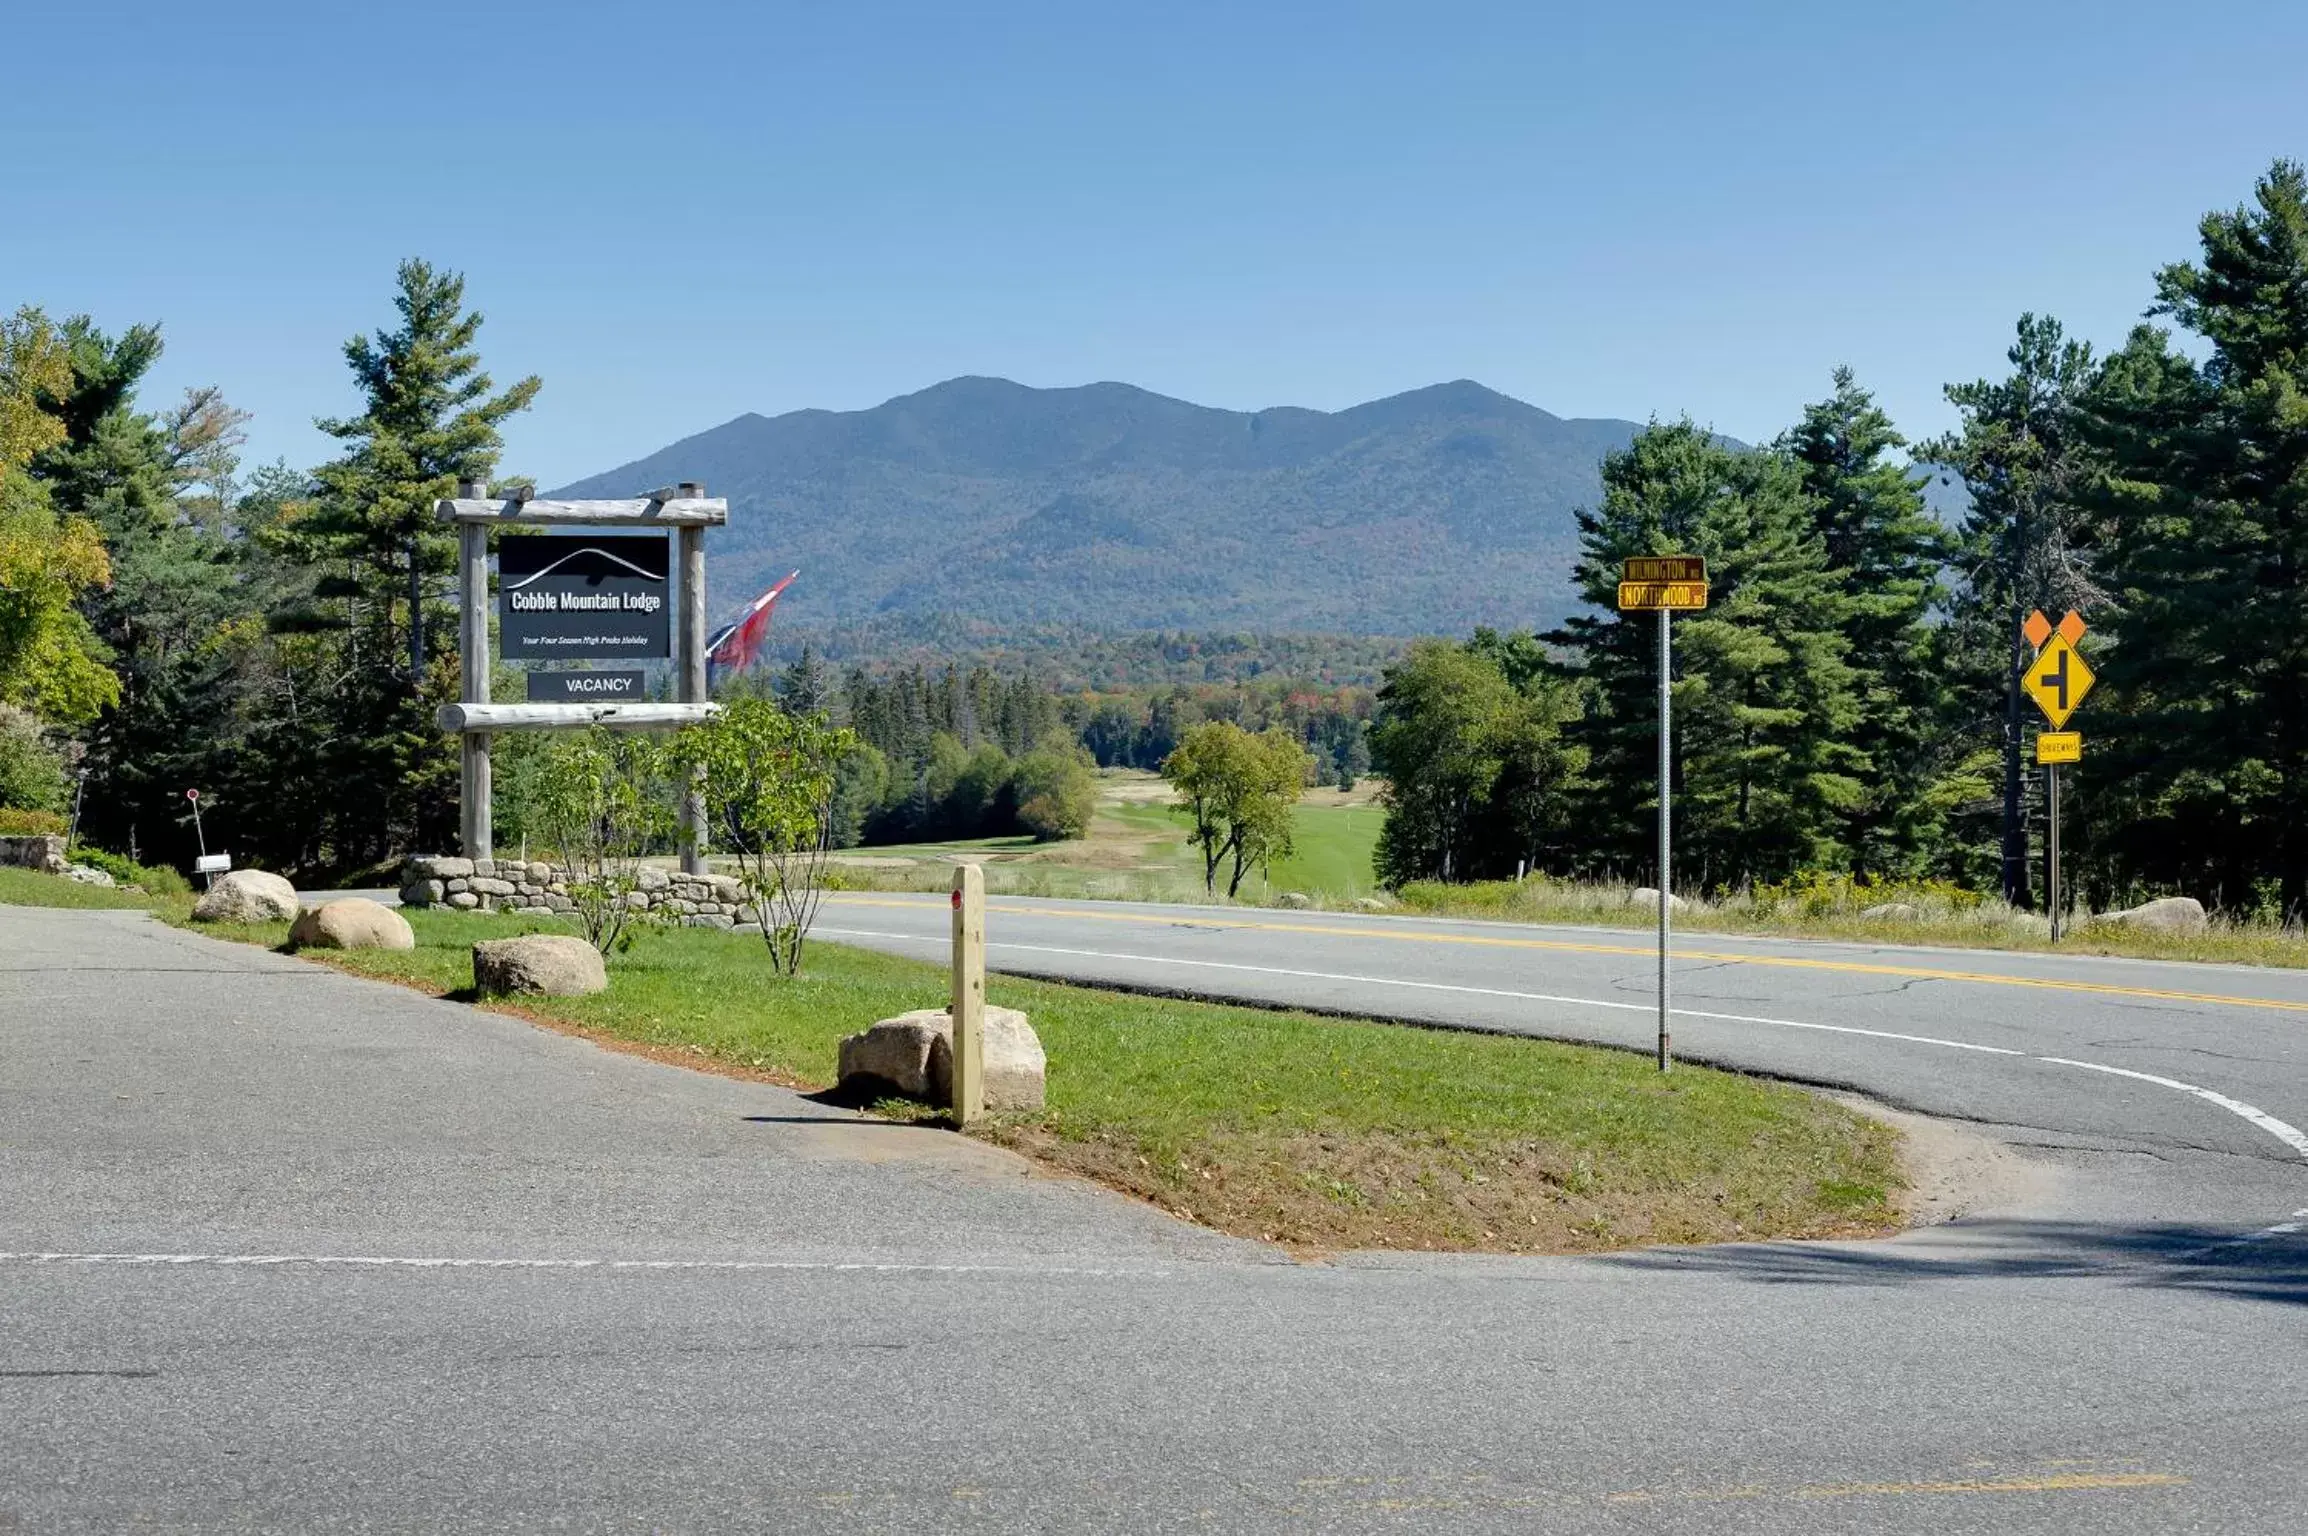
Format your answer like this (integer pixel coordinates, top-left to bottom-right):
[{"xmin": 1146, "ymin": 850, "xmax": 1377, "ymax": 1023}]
[
  {"xmin": 0, "ymin": 833, "xmax": 68, "ymax": 875},
  {"xmin": 397, "ymin": 856, "xmax": 756, "ymax": 929}
]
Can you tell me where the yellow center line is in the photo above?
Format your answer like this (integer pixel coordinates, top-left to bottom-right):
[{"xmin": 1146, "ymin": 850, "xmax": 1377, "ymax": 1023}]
[{"xmin": 822, "ymin": 894, "xmax": 2308, "ymax": 1017}]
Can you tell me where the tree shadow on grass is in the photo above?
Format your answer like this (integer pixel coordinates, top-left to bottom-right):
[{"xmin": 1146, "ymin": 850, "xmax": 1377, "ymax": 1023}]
[{"xmin": 1600, "ymin": 1219, "xmax": 2308, "ymax": 1307}]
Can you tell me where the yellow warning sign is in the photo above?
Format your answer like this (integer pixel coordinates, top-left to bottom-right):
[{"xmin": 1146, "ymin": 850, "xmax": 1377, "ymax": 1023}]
[
  {"xmin": 2035, "ymin": 731, "xmax": 2082, "ymax": 765},
  {"xmin": 2023, "ymin": 633, "xmax": 2094, "ymax": 729}
]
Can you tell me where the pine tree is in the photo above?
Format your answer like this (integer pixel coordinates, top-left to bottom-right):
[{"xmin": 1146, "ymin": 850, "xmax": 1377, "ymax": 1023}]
[
  {"xmin": 1780, "ymin": 368, "xmax": 1951, "ymax": 874},
  {"xmin": 1552, "ymin": 421, "xmax": 1862, "ymax": 889},
  {"xmin": 1921, "ymin": 316, "xmax": 2102, "ymax": 903},
  {"xmin": 2090, "ymin": 160, "xmax": 2308, "ymax": 915},
  {"xmin": 286, "ymin": 260, "xmax": 538, "ymax": 869}
]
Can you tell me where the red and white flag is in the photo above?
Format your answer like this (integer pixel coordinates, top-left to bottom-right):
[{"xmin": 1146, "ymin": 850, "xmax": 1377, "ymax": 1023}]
[{"xmin": 706, "ymin": 570, "xmax": 799, "ymax": 676}]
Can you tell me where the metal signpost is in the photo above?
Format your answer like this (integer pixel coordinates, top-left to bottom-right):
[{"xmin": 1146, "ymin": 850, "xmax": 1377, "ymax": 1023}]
[
  {"xmin": 1618, "ymin": 556, "xmax": 1709, "ymax": 1071},
  {"xmin": 436, "ymin": 480, "xmax": 728, "ymax": 873},
  {"xmin": 2020, "ymin": 609, "xmax": 2094, "ymax": 941}
]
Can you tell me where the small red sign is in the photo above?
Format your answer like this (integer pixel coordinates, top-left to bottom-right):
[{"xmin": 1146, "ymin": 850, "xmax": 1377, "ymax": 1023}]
[{"xmin": 951, "ymin": 890, "xmax": 962, "ymax": 910}]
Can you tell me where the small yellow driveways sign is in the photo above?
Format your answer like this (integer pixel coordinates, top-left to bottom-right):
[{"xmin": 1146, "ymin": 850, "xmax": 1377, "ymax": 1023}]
[
  {"xmin": 1618, "ymin": 555, "xmax": 1709, "ymax": 612},
  {"xmin": 2036, "ymin": 731, "xmax": 2082, "ymax": 765},
  {"xmin": 2022, "ymin": 632, "xmax": 2095, "ymax": 729}
]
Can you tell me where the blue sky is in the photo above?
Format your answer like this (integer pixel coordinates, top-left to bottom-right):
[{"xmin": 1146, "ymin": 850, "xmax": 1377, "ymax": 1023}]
[{"xmin": 6, "ymin": 1, "xmax": 2302, "ymax": 486}]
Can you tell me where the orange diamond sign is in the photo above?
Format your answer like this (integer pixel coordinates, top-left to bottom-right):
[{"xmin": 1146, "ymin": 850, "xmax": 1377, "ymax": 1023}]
[{"xmin": 2023, "ymin": 610, "xmax": 2053, "ymax": 649}]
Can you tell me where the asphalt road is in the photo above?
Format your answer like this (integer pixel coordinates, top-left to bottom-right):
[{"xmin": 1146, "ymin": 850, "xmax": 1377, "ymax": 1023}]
[{"xmin": 5, "ymin": 898, "xmax": 2306, "ymax": 1533}]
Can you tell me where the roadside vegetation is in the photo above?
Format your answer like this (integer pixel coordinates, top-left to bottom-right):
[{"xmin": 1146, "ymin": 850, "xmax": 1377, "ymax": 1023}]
[{"xmin": 142, "ymin": 896, "xmax": 1900, "ymax": 1255}]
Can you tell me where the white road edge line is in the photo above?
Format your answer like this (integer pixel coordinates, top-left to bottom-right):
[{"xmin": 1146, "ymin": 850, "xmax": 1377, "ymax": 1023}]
[
  {"xmin": 816, "ymin": 926, "xmax": 2308, "ymax": 1167},
  {"xmin": 0, "ymin": 1252, "xmax": 1167, "ymax": 1278}
]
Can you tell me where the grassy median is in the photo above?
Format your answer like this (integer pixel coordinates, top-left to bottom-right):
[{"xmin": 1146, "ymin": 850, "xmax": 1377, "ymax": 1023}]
[{"xmin": 153, "ymin": 899, "xmax": 1902, "ymax": 1255}]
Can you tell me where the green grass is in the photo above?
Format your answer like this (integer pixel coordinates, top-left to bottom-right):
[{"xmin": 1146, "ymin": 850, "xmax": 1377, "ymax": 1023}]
[
  {"xmin": 0, "ymin": 865, "xmax": 174, "ymax": 911},
  {"xmin": 185, "ymin": 905, "xmax": 1904, "ymax": 1253},
  {"xmin": 1394, "ymin": 875, "xmax": 2308, "ymax": 969},
  {"xmin": 1263, "ymin": 804, "xmax": 1384, "ymax": 899}
]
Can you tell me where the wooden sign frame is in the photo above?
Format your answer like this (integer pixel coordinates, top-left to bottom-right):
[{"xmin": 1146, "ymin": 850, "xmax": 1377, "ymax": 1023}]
[{"xmin": 434, "ymin": 480, "xmax": 729, "ymax": 872}]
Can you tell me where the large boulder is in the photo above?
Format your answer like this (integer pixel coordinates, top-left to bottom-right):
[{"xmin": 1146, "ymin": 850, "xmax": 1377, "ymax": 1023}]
[
  {"xmin": 472, "ymin": 934, "xmax": 607, "ymax": 997},
  {"xmin": 1274, "ymin": 891, "xmax": 1313, "ymax": 910},
  {"xmin": 192, "ymin": 868, "xmax": 300, "ymax": 924},
  {"xmin": 2097, "ymin": 896, "xmax": 2208, "ymax": 936},
  {"xmin": 1630, "ymin": 887, "xmax": 1689, "ymax": 914},
  {"xmin": 290, "ymin": 898, "xmax": 414, "ymax": 952},
  {"xmin": 838, "ymin": 1006, "xmax": 1046, "ymax": 1112}
]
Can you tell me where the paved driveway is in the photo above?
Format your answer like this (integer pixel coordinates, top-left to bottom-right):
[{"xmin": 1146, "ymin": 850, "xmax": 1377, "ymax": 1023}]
[{"xmin": 4, "ymin": 905, "xmax": 2305, "ymax": 1533}]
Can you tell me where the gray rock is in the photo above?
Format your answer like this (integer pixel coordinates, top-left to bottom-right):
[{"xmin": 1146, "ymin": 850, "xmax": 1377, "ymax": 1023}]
[
  {"xmin": 290, "ymin": 898, "xmax": 415, "ymax": 952},
  {"xmin": 544, "ymin": 895, "xmax": 576, "ymax": 912},
  {"xmin": 735, "ymin": 906, "xmax": 758, "ymax": 926},
  {"xmin": 1631, "ymin": 887, "xmax": 1689, "ymax": 914},
  {"xmin": 2099, "ymin": 895, "xmax": 2208, "ymax": 935},
  {"xmin": 1275, "ymin": 891, "xmax": 1312, "ymax": 909},
  {"xmin": 1351, "ymin": 896, "xmax": 1393, "ymax": 913},
  {"xmin": 64, "ymin": 864, "xmax": 116, "ymax": 887},
  {"xmin": 511, "ymin": 906, "xmax": 557, "ymax": 917},
  {"xmin": 637, "ymin": 868, "xmax": 670, "ymax": 892},
  {"xmin": 472, "ymin": 934, "xmax": 607, "ymax": 997},
  {"xmin": 408, "ymin": 855, "xmax": 474, "ymax": 881},
  {"xmin": 469, "ymin": 877, "xmax": 516, "ymax": 897},
  {"xmin": 621, "ymin": 891, "xmax": 649, "ymax": 910},
  {"xmin": 837, "ymin": 1006, "xmax": 1046, "ymax": 1112},
  {"xmin": 472, "ymin": 859, "xmax": 496, "ymax": 877},
  {"xmin": 192, "ymin": 869, "xmax": 300, "ymax": 924},
  {"xmin": 447, "ymin": 891, "xmax": 480, "ymax": 910},
  {"xmin": 445, "ymin": 877, "xmax": 470, "ymax": 895},
  {"xmin": 684, "ymin": 913, "xmax": 735, "ymax": 930},
  {"xmin": 400, "ymin": 878, "xmax": 446, "ymax": 908},
  {"xmin": 1861, "ymin": 902, "xmax": 1923, "ymax": 921}
]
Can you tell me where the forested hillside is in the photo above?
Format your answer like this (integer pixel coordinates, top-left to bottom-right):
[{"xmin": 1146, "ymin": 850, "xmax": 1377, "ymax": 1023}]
[{"xmin": 552, "ymin": 378, "xmax": 1644, "ymax": 635}]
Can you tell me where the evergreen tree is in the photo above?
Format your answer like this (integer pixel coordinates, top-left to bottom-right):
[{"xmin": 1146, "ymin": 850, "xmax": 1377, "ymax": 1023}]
[
  {"xmin": 2089, "ymin": 161, "xmax": 2308, "ymax": 915},
  {"xmin": 289, "ymin": 260, "xmax": 538, "ymax": 868},
  {"xmin": 1921, "ymin": 315, "xmax": 2102, "ymax": 903},
  {"xmin": 1780, "ymin": 368, "xmax": 1951, "ymax": 874},
  {"xmin": 1551, "ymin": 421, "xmax": 1862, "ymax": 889}
]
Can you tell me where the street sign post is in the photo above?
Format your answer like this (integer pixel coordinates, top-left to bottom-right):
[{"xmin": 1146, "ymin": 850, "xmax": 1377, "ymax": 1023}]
[
  {"xmin": 2021, "ymin": 611, "xmax": 2093, "ymax": 940},
  {"xmin": 1620, "ymin": 555, "xmax": 1709, "ymax": 1072}
]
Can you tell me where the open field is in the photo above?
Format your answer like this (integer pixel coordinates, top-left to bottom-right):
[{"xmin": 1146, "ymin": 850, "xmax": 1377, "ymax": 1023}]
[
  {"xmin": 817, "ymin": 769, "xmax": 1386, "ymax": 904},
  {"xmin": 132, "ymin": 889, "xmax": 1903, "ymax": 1255},
  {"xmin": 805, "ymin": 772, "xmax": 2308, "ymax": 971}
]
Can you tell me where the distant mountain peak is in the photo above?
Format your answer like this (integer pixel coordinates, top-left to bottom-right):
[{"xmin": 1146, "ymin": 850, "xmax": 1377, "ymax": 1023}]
[{"xmin": 553, "ymin": 377, "xmax": 1645, "ymax": 638}]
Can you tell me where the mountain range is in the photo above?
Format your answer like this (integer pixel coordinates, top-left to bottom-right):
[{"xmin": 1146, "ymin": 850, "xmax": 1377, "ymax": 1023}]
[{"xmin": 552, "ymin": 377, "xmax": 1650, "ymax": 640}]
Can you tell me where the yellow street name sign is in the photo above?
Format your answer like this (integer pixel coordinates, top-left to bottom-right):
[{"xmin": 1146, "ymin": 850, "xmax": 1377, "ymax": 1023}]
[
  {"xmin": 1624, "ymin": 555, "xmax": 1708, "ymax": 584},
  {"xmin": 1618, "ymin": 580, "xmax": 1709, "ymax": 611},
  {"xmin": 2036, "ymin": 731, "xmax": 2082, "ymax": 765},
  {"xmin": 2022, "ymin": 632, "xmax": 2094, "ymax": 729}
]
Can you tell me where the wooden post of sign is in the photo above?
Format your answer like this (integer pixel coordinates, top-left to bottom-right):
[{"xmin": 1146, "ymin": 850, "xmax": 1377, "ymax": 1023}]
[
  {"xmin": 676, "ymin": 483, "xmax": 708, "ymax": 877},
  {"xmin": 456, "ymin": 479, "xmax": 492, "ymax": 861},
  {"xmin": 950, "ymin": 863, "xmax": 986, "ymax": 1126}
]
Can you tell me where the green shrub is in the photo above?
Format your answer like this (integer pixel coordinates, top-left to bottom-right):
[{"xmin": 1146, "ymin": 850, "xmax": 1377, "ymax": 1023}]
[
  {"xmin": 0, "ymin": 707, "xmax": 69, "ymax": 813},
  {"xmin": 69, "ymin": 845, "xmax": 191, "ymax": 895},
  {"xmin": 0, "ymin": 807, "xmax": 67, "ymax": 836}
]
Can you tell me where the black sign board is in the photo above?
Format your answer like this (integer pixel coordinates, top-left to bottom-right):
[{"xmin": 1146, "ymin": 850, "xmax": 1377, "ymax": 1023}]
[
  {"xmin": 499, "ymin": 534, "xmax": 670, "ymax": 660},
  {"xmin": 526, "ymin": 670, "xmax": 647, "ymax": 702}
]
